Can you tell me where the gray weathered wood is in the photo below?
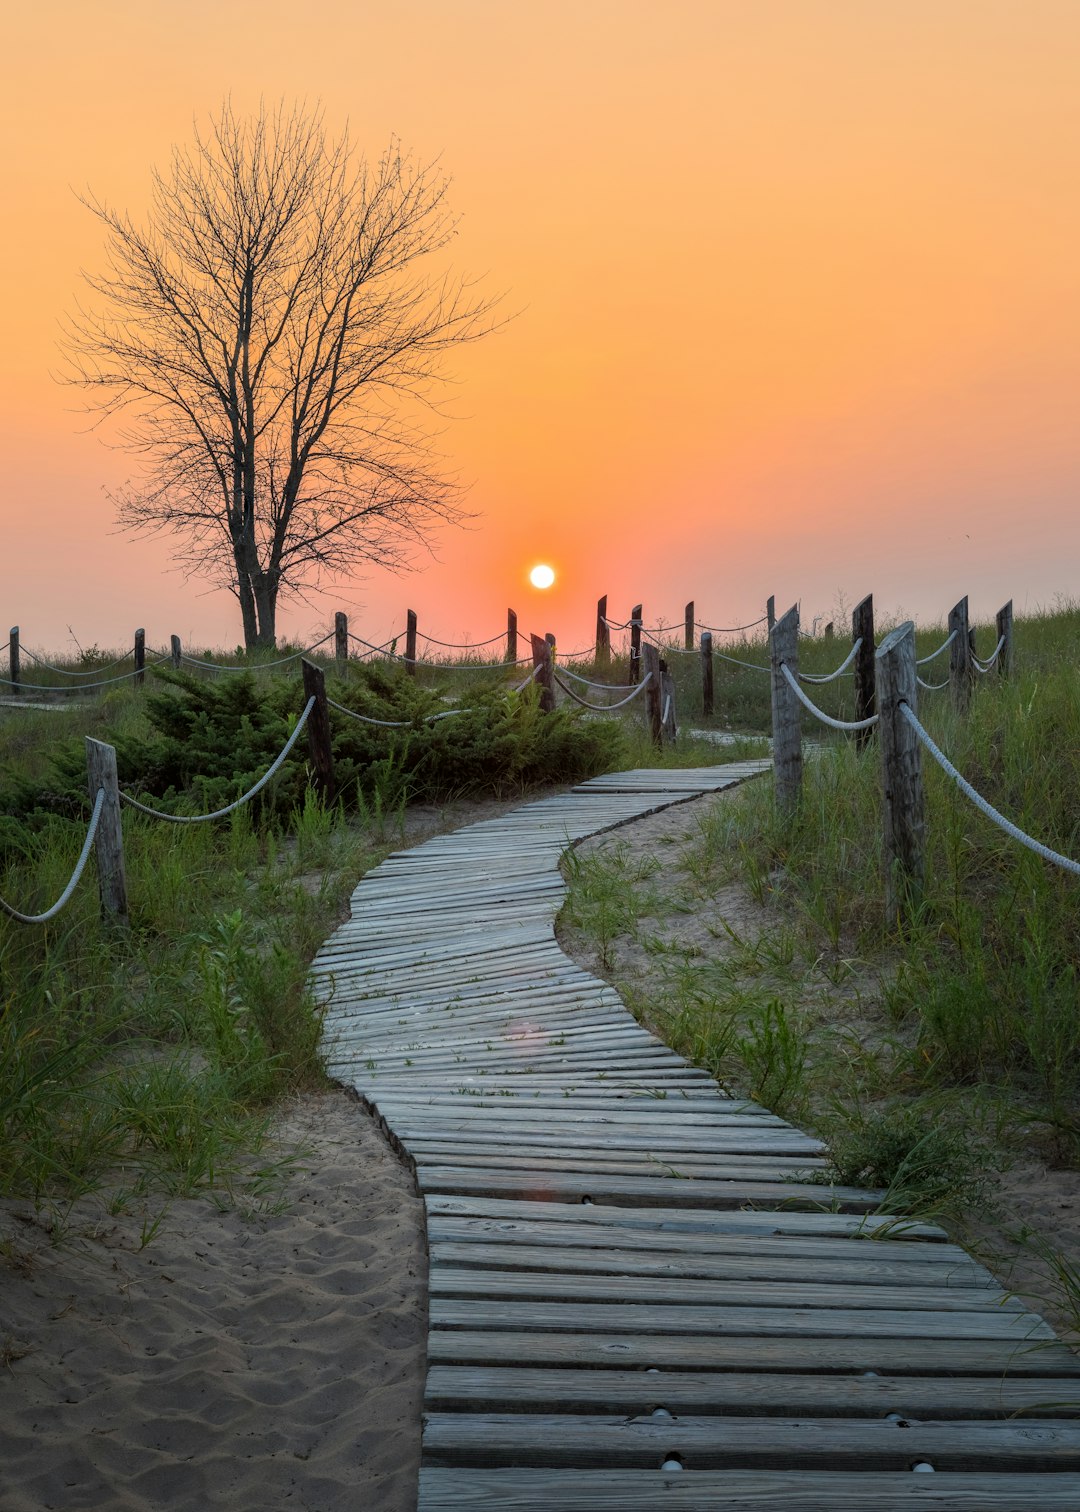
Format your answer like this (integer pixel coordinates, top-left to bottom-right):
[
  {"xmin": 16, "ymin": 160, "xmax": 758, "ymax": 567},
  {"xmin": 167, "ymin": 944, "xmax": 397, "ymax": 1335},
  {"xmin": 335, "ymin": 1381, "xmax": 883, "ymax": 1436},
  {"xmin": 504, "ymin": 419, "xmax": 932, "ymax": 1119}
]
[
  {"xmin": 769, "ymin": 605, "xmax": 802, "ymax": 813},
  {"xmin": 700, "ymin": 630, "xmax": 713, "ymax": 717},
  {"xmin": 529, "ymin": 635, "xmax": 554, "ymax": 713},
  {"xmin": 629, "ymin": 604, "xmax": 642, "ymax": 683},
  {"xmin": 170, "ymin": 633, "xmax": 182, "ymax": 670},
  {"xmin": 851, "ymin": 593, "xmax": 876, "ymax": 747},
  {"xmin": 641, "ymin": 642, "xmax": 662, "ymax": 747},
  {"xmin": 824, "ymin": 621, "xmax": 834, "ymax": 640},
  {"xmin": 85, "ymin": 737, "xmax": 128, "ymax": 924},
  {"xmin": 660, "ymin": 662, "xmax": 677, "ymax": 746},
  {"xmin": 948, "ymin": 595, "xmax": 973, "ymax": 707},
  {"xmin": 766, "ymin": 594, "xmax": 775, "ymax": 630},
  {"xmin": 134, "ymin": 627, "xmax": 145, "ymax": 687},
  {"xmin": 8, "ymin": 624, "xmax": 19, "ymax": 694},
  {"xmin": 335, "ymin": 611, "xmax": 348, "ymax": 665},
  {"xmin": 506, "ymin": 608, "xmax": 518, "ymax": 664},
  {"xmin": 406, "ymin": 608, "xmax": 418, "ymax": 676},
  {"xmin": 301, "ymin": 659, "xmax": 334, "ymax": 801},
  {"xmin": 595, "ymin": 595, "xmax": 610, "ymax": 664},
  {"xmin": 996, "ymin": 599, "xmax": 1013, "ymax": 678},
  {"xmin": 684, "ymin": 601, "xmax": 694, "ymax": 650},
  {"xmin": 876, "ymin": 622, "xmax": 924, "ymax": 926}
]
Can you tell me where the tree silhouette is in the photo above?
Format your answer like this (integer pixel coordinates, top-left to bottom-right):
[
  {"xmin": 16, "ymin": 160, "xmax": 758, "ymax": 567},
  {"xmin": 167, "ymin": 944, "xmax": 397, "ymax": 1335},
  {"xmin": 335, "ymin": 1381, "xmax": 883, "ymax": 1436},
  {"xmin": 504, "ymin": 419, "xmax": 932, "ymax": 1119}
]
[{"xmin": 65, "ymin": 103, "xmax": 496, "ymax": 648}]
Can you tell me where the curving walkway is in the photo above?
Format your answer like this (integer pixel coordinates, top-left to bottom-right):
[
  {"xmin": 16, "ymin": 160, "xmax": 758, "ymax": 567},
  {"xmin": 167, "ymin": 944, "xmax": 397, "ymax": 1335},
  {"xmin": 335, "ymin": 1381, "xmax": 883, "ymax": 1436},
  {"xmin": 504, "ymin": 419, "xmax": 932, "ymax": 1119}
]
[{"xmin": 311, "ymin": 763, "xmax": 1080, "ymax": 1510}]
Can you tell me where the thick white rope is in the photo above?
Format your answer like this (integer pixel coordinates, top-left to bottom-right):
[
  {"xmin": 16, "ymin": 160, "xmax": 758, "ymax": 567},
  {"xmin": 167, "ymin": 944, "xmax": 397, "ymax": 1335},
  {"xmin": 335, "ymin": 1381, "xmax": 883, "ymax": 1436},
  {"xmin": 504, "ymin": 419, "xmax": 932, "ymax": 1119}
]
[
  {"xmin": 715, "ymin": 650, "xmax": 772, "ymax": 674},
  {"xmin": 420, "ymin": 629, "xmax": 506, "ymax": 650},
  {"xmin": 780, "ymin": 662, "xmax": 880, "ymax": 732},
  {"xmin": 799, "ymin": 638, "xmax": 862, "ymax": 684},
  {"xmin": 916, "ymin": 675, "xmax": 950, "ymax": 692},
  {"xmin": 899, "ymin": 703, "xmax": 1080, "ymax": 876},
  {"xmin": 119, "ymin": 698, "xmax": 316, "ymax": 822},
  {"xmin": 552, "ymin": 671, "xmax": 653, "ymax": 711},
  {"xmin": 180, "ymin": 633, "xmax": 335, "ymax": 672},
  {"xmin": 971, "ymin": 634, "xmax": 1006, "ymax": 673},
  {"xmin": 557, "ymin": 666, "xmax": 637, "ymax": 692},
  {"xmin": 696, "ymin": 614, "xmax": 769, "ymax": 634},
  {"xmin": 1, "ymin": 660, "xmax": 170, "ymax": 692},
  {"xmin": 0, "ymin": 789, "xmax": 105, "ymax": 924},
  {"xmin": 916, "ymin": 628, "xmax": 957, "ymax": 666},
  {"xmin": 662, "ymin": 692, "xmax": 673, "ymax": 726},
  {"xmin": 326, "ymin": 696, "xmax": 467, "ymax": 727},
  {"xmin": 22, "ymin": 647, "xmax": 134, "ymax": 678}
]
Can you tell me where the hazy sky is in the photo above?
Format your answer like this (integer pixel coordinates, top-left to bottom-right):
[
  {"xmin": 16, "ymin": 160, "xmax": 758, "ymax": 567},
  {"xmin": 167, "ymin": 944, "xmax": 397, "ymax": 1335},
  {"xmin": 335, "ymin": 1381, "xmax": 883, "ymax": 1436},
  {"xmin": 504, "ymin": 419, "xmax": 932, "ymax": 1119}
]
[{"xmin": 3, "ymin": 1, "xmax": 1078, "ymax": 654}]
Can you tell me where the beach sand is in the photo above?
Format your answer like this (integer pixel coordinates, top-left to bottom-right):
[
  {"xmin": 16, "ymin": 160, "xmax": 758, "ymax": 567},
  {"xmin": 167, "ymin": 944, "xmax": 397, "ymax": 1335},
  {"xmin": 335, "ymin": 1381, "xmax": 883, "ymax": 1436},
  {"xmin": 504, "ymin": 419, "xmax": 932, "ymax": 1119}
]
[{"xmin": 0, "ymin": 1089, "xmax": 426, "ymax": 1512}]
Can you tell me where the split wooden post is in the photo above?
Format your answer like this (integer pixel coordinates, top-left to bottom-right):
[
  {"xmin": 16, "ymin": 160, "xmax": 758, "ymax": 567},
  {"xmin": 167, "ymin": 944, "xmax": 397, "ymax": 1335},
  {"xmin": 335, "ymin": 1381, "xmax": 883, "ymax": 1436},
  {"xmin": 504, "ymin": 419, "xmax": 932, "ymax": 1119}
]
[
  {"xmin": 506, "ymin": 608, "xmax": 518, "ymax": 664},
  {"xmin": 8, "ymin": 625, "xmax": 19, "ymax": 695},
  {"xmin": 876, "ymin": 622, "xmax": 925, "ymax": 927},
  {"xmin": 629, "ymin": 604, "xmax": 643, "ymax": 684},
  {"xmin": 335, "ymin": 612, "xmax": 349, "ymax": 667},
  {"xmin": 852, "ymin": 594, "xmax": 876, "ymax": 749},
  {"xmin": 948, "ymin": 596, "xmax": 973, "ymax": 708},
  {"xmin": 996, "ymin": 599, "xmax": 1014, "ymax": 678},
  {"xmin": 766, "ymin": 596, "xmax": 776, "ymax": 632},
  {"xmin": 684, "ymin": 602, "xmax": 695, "ymax": 651},
  {"xmin": 85, "ymin": 738, "xmax": 128, "ymax": 924},
  {"xmin": 170, "ymin": 634, "xmax": 182, "ymax": 670},
  {"xmin": 641, "ymin": 641, "xmax": 662, "ymax": 747},
  {"xmin": 769, "ymin": 605, "xmax": 803, "ymax": 814},
  {"xmin": 700, "ymin": 630, "xmax": 714, "ymax": 718},
  {"xmin": 824, "ymin": 622, "xmax": 834, "ymax": 641},
  {"xmin": 134, "ymin": 629, "xmax": 145, "ymax": 687},
  {"xmin": 595, "ymin": 595, "xmax": 610, "ymax": 665},
  {"xmin": 405, "ymin": 610, "xmax": 417, "ymax": 677},
  {"xmin": 660, "ymin": 659, "xmax": 678, "ymax": 744},
  {"xmin": 530, "ymin": 634, "xmax": 555, "ymax": 712},
  {"xmin": 301, "ymin": 660, "xmax": 335, "ymax": 802}
]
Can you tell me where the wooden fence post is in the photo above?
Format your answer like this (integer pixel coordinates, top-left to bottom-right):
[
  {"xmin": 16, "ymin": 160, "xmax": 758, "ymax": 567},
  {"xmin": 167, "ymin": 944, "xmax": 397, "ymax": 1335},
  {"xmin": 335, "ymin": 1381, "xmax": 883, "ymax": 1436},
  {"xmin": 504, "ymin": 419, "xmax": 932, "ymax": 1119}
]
[
  {"xmin": 405, "ymin": 610, "xmax": 417, "ymax": 677},
  {"xmin": 595, "ymin": 595, "xmax": 610, "ymax": 665},
  {"xmin": 769, "ymin": 605, "xmax": 802, "ymax": 814},
  {"xmin": 506, "ymin": 608, "xmax": 518, "ymax": 663},
  {"xmin": 876, "ymin": 622, "xmax": 925, "ymax": 927},
  {"xmin": 766, "ymin": 596, "xmax": 776, "ymax": 632},
  {"xmin": 629, "ymin": 605, "xmax": 643, "ymax": 684},
  {"xmin": 948, "ymin": 596, "xmax": 973, "ymax": 707},
  {"xmin": 8, "ymin": 625, "xmax": 19, "ymax": 695},
  {"xmin": 824, "ymin": 622, "xmax": 834, "ymax": 641},
  {"xmin": 661, "ymin": 660, "xmax": 678, "ymax": 744},
  {"xmin": 852, "ymin": 593, "xmax": 876, "ymax": 749},
  {"xmin": 85, "ymin": 738, "xmax": 128, "ymax": 924},
  {"xmin": 301, "ymin": 660, "xmax": 335, "ymax": 802},
  {"xmin": 335, "ymin": 612, "xmax": 349, "ymax": 667},
  {"xmin": 170, "ymin": 634, "xmax": 182, "ymax": 670},
  {"xmin": 642, "ymin": 642, "xmax": 662, "ymax": 746},
  {"xmin": 684, "ymin": 602, "xmax": 695, "ymax": 651},
  {"xmin": 700, "ymin": 630, "xmax": 714, "ymax": 718},
  {"xmin": 134, "ymin": 628, "xmax": 145, "ymax": 687},
  {"xmin": 530, "ymin": 634, "xmax": 555, "ymax": 712},
  {"xmin": 996, "ymin": 600, "xmax": 1013, "ymax": 679}
]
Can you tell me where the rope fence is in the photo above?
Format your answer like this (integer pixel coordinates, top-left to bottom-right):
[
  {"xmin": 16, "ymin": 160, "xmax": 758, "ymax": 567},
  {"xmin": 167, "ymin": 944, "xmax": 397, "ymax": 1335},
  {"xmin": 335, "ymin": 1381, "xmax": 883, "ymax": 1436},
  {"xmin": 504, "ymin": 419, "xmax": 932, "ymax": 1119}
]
[{"xmin": 0, "ymin": 789, "xmax": 105, "ymax": 925}]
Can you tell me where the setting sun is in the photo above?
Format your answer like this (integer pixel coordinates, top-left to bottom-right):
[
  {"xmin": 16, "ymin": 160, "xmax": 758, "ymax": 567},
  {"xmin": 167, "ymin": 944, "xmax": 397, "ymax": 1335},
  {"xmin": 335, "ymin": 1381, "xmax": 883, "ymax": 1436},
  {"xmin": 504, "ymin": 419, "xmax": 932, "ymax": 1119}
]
[{"xmin": 529, "ymin": 563, "xmax": 556, "ymax": 590}]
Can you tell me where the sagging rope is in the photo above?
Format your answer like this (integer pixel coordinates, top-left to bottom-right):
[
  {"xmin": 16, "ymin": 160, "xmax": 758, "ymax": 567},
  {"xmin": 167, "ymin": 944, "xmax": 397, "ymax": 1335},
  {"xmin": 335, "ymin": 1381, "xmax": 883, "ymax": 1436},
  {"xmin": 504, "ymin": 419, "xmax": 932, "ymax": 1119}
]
[
  {"xmin": 715, "ymin": 650, "xmax": 771, "ymax": 674},
  {"xmin": 349, "ymin": 629, "xmax": 532, "ymax": 670},
  {"xmin": 916, "ymin": 628, "xmax": 957, "ymax": 666},
  {"xmin": 972, "ymin": 634, "xmax": 1006, "ymax": 673},
  {"xmin": 119, "ymin": 699, "xmax": 316, "ymax": 823},
  {"xmin": 779, "ymin": 663, "xmax": 879, "ymax": 732},
  {"xmin": 327, "ymin": 696, "xmax": 467, "ymax": 728},
  {"xmin": 0, "ymin": 789, "xmax": 105, "ymax": 925},
  {"xmin": 22, "ymin": 647, "xmax": 134, "ymax": 678},
  {"xmin": 696, "ymin": 614, "xmax": 770, "ymax": 634},
  {"xmin": 799, "ymin": 638, "xmax": 862, "ymax": 684},
  {"xmin": 0, "ymin": 660, "xmax": 171, "ymax": 693},
  {"xmin": 553, "ymin": 671, "xmax": 653, "ymax": 711},
  {"xmin": 419, "ymin": 629, "xmax": 506, "ymax": 650},
  {"xmin": 557, "ymin": 666, "xmax": 637, "ymax": 693},
  {"xmin": 916, "ymin": 674, "xmax": 950, "ymax": 692},
  {"xmin": 662, "ymin": 692, "xmax": 673, "ymax": 726},
  {"xmin": 349, "ymin": 631, "xmax": 403, "ymax": 656},
  {"xmin": 900, "ymin": 703, "xmax": 1080, "ymax": 877},
  {"xmin": 180, "ymin": 633, "xmax": 335, "ymax": 672}
]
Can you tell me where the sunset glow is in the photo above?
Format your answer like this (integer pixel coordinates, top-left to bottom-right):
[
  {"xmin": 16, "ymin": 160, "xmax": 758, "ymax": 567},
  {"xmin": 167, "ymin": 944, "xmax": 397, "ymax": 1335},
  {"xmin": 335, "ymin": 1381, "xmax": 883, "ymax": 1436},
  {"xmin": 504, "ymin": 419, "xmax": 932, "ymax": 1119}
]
[
  {"xmin": 529, "ymin": 565, "xmax": 556, "ymax": 590},
  {"xmin": 1, "ymin": 3, "xmax": 1079, "ymax": 651}
]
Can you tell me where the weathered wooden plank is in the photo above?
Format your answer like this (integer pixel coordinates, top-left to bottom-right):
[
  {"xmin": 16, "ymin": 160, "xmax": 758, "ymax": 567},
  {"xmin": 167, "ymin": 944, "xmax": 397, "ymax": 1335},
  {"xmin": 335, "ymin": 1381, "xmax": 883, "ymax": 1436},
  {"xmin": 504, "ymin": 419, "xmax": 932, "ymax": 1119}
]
[
  {"xmin": 417, "ymin": 1467, "xmax": 1080, "ymax": 1509},
  {"xmin": 426, "ymin": 1266, "xmax": 1018, "ymax": 1315},
  {"xmin": 423, "ymin": 1365, "xmax": 1080, "ymax": 1419},
  {"xmin": 426, "ymin": 1328, "xmax": 1080, "ymax": 1376},
  {"xmin": 422, "ymin": 1412, "xmax": 1080, "ymax": 1471},
  {"xmin": 416, "ymin": 1167, "xmax": 880, "ymax": 1211},
  {"xmin": 429, "ymin": 1295, "xmax": 1053, "ymax": 1342}
]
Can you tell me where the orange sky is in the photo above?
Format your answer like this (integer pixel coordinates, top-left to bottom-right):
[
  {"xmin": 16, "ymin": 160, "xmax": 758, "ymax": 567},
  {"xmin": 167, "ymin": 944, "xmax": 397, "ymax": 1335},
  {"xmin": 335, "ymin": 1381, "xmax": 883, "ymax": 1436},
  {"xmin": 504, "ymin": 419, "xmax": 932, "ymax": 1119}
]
[{"xmin": 2, "ymin": 1, "xmax": 1078, "ymax": 655}]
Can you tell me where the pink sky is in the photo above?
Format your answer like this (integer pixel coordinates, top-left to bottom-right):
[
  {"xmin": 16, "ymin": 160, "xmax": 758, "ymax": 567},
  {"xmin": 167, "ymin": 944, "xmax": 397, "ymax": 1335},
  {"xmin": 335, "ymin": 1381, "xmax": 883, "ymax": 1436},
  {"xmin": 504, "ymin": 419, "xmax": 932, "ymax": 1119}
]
[{"xmin": 2, "ymin": 1, "xmax": 1078, "ymax": 656}]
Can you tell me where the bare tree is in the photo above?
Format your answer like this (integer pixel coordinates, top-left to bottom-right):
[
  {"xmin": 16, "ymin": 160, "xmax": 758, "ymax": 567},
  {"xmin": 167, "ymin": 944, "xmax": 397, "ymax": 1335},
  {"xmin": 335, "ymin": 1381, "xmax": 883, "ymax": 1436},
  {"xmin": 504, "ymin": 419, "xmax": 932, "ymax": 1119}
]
[{"xmin": 64, "ymin": 103, "xmax": 497, "ymax": 648}]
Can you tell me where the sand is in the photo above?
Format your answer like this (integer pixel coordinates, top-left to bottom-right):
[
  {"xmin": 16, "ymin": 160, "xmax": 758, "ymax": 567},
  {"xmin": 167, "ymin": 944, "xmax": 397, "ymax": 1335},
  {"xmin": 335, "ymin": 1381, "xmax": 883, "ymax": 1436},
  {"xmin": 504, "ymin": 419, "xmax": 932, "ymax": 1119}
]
[{"xmin": 0, "ymin": 1090, "xmax": 426, "ymax": 1512}]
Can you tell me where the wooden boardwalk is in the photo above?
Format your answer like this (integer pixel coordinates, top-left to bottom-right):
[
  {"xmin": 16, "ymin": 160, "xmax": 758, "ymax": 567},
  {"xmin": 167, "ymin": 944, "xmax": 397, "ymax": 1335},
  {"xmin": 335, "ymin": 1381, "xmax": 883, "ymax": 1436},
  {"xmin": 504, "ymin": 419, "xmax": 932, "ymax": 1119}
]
[{"xmin": 312, "ymin": 764, "xmax": 1080, "ymax": 1509}]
